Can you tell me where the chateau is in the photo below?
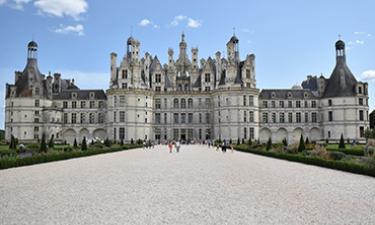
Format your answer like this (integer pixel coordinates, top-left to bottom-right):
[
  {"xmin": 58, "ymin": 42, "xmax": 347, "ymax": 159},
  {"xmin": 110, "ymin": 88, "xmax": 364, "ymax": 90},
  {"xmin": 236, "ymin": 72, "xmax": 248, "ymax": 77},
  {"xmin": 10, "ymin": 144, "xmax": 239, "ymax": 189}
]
[{"xmin": 4, "ymin": 34, "xmax": 370, "ymax": 144}]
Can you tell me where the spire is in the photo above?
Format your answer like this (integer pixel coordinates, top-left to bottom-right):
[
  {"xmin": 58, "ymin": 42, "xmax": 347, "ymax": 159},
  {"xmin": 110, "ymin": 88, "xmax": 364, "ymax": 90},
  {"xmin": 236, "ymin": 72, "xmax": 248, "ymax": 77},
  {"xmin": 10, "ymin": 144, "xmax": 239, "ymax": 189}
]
[{"xmin": 179, "ymin": 32, "xmax": 187, "ymax": 59}]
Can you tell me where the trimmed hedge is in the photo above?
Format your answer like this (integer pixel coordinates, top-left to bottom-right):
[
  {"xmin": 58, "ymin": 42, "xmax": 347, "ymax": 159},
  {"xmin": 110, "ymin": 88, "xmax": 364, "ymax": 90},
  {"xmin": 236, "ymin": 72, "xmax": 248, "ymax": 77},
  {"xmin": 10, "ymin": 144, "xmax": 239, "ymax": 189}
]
[
  {"xmin": 326, "ymin": 148, "xmax": 364, "ymax": 156},
  {"xmin": 235, "ymin": 145, "xmax": 375, "ymax": 178},
  {"xmin": 0, "ymin": 144, "xmax": 142, "ymax": 170}
]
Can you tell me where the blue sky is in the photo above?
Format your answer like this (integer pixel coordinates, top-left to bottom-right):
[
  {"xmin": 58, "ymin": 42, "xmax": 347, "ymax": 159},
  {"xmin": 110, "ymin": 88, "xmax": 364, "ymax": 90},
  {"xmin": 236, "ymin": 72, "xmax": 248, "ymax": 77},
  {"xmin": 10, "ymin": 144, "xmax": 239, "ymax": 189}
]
[{"xmin": 0, "ymin": 0, "xmax": 374, "ymax": 129}]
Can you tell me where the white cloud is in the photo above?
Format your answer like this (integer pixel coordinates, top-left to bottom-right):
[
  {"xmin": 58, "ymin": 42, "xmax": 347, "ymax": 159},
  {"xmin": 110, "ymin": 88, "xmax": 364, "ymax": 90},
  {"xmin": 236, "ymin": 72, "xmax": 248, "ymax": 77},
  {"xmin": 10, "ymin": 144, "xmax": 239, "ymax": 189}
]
[
  {"xmin": 153, "ymin": 24, "xmax": 160, "ymax": 29},
  {"xmin": 354, "ymin": 31, "xmax": 372, "ymax": 37},
  {"xmin": 170, "ymin": 15, "xmax": 202, "ymax": 28},
  {"xmin": 139, "ymin": 19, "xmax": 151, "ymax": 27},
  {"xmin": 0, "ymin": 0, "xmax": 6, "ymax": 5},
  {"xmin": 187, "ymin": 18, "xmax": 201, "ymax": 28},
  {"xmin": 34, "ymin": 0, "xmax": 88, "ymax": 20},
  {"xmin": 54, "ymin": 24, "xmax": 85, "ymax": 36},
  {"xmin": 356, "ymin": 40, "xmax": 365, "ymax": 45},
  {"xmin": 171, "ymin": 15, "xmax": 187, "ymax": 26},
  {"xmin": 361, "ymin": 70, "xmax": 375, "ymax": 81}
]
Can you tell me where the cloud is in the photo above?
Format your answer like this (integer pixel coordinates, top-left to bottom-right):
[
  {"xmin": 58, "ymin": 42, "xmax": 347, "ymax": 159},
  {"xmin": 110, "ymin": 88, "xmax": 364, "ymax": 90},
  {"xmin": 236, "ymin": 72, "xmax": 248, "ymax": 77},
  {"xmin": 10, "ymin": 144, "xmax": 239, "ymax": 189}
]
[
  {"xmin": 187, "ymin": 18, "xmax": 201, "ymax": 28},
  {"xmin": 355, "ymin": 40, "xmax": 365, "ymax": 45},
  {"xmin": 54, "ymin": 24, "xmax": 85, "ymax": 36},
  {"xmin": 0, "ymin": 0, "xmax": 6, "ymax": 5},
  {"xmin": 34, "ymin": 0, "xmax": 88, "ymax": 20},
  {"xmin": 354, "ymin": 31, "xmax": 372, "ymax": 37},
  {"xmin": 170, "ymin": 15, "xmax": 202, "ymax": 28},
  {"xmin": 139, "ymin": 19, "xmax": 151, "ymax": 27},
  {"xmin": 361, "ymin": 70, "xmax": 375, "ymax": 81}
]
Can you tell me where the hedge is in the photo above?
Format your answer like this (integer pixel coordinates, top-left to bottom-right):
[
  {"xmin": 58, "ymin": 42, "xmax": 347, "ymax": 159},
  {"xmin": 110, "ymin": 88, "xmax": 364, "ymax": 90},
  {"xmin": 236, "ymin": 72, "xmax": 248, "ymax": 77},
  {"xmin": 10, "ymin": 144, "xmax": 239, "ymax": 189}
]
[
  {"xmin": 0, "ymin": 144, "xmax": 143, "ymax": 170},
  {"xmin": 235, "ymin": 145, "xmax": 375, "ymax": 178},
  {"xmin": 326, "ymin": 148, "xmax": 364, "ymax": 156}
]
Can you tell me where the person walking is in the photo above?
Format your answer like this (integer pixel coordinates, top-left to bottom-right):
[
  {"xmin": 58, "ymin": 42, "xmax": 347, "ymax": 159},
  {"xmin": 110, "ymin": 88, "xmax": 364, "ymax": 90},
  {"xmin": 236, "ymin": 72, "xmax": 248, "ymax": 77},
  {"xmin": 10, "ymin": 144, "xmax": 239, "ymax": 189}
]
[
  {"xmin": 175, "ymin": 140, "xmax": 181, "ymax": 153},
  {"xmin": 168, "ymin": 142, "xmax": 173, "ymax": 153}
]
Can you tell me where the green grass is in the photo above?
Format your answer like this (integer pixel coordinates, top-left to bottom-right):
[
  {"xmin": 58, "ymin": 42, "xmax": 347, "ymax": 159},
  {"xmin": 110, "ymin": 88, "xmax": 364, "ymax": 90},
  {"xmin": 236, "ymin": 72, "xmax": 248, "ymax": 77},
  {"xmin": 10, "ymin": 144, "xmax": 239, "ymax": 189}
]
[
  {"xmin": 235, "ymin": 144, "xmax": 375, "ymax": 178},
  {"xmin": 325, "ymin": 144, "xmax": 364, "ymax": 156},
  {"xmin": 0, "ymin": 144, "xmax": 143, "ymax": 170}
]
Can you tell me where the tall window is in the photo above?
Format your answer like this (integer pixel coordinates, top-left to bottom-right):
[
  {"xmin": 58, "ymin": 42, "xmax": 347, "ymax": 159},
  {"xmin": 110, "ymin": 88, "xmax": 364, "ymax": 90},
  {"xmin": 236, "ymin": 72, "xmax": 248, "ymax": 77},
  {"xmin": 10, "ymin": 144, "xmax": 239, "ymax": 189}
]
[
  {"xmin": 119, "ymin": 96, "xmax": 125, "ymax": 107},
  {"xmin": 181, "ymin": 113, "xmax": 186, "ymax": 123},
  {"xmin": 262, "ymin": 113, "xmax": 268, "ymax": 123},
  {"xmin": 288, "ymin": 101, "xmax": 292, "ymax": 108},
  {"xmin": 328, "ymin": 99, "xmax": 332, "ymax": 106},
  {"xmin": 72, "ymin": 101, "xmax": 77, "ymax": 109},
  {"xmin": 288, "ymin": 112, "xmax": 293, "ymax": 123},
  {"xmin": 279, "ymin": 112, "xmax": 285, "ymax": 123},
  {"xmin": 120, "ymin": 111, "xmax": 125, "ymax": 122},
  {"xmin": 359, "ymin": 110, "xmax": 364, "ymax": 121},
  {"xmin": 249, "ymin": 111, "xmax": 254, "ymax": 122},
  {"xmin": 296, "ymin": 101, "xmax": 301, "ymax": 108},
  {"xmin": 279, "ymin": 101, "xmax": 284, "ymax": 108},
  {"xmin": 296, "ymin": 112, "xmax": 301, "ymax": 123},
  {"xmin": 311, "ymin": 101, "xmax": 317, "ymax": 108},
  {"xmin": 98, "ymin": 113, "xmax": 104, "ymax": 123},
  {"xmin": 155, "ymin": 74, "xmax": 161, "ymax": 83},
  {"xmin": 262, "ymin": 101, "xmax": 268, "ymax": 108},
  {"xmin": 174, "ymin": 113, "xmax": 179, "ymax": 124},
  {"xmin": 205, "ymin": 73, "xmax": 210, "ymax": 83},
  {"xmin": 80, "ymin": 113, "xmax": 86, "ymax": 124},
  {"xmin": 305, "ymin": 112, "xmax": 308, "ymax": 123},
  {"xmin": 90, "ymin": 101, "xmax": 95, "ymax": 108},
  {"xmin": 359, "ymin": 98, "xmax": 363, "ymax": 106},
  {"xmin": 199, "ymin": 113, "xmax": 202, "ymax": 123},
  {"xmin": 304, "ymin": 101, "xmax": 308, "ymax": 108},
  {"xmin": 155, "ymin": 113, "xmax": 161, "ymax": 124},
  {"xmin": 89, "ymin": 113, "xmax": 95, "ymax": 124},
  {"xmin": 328, "ymin": 111, "xmax": 333, "ymax": 121},
  {"xmin": 249, "ymin": 128, "xmax": 254, "ymax": 140},
  {"xmin": 188, "ymin": 113, "xmax": 193, "ymax": 123},
  {"xmin": 312, "ymin": 112, "xmax": 317, "ymax": 123},
  {"xmin": 122, "ymin": 70, "xmax": 128, "ymax": 79},
  {"xmin": 71, "ymin": 113, "xmax": 77, "ymax": 124},
  {"xmin": 249, "ymin": 96, "xmax": 254, "ymax": 106},
  {"xmin": 246, "ymin": 69, "xmax": 251, "ymax": 79},
  {"xmin": 173, "ymin": 99, "xmax": 179, "ymax": 108},
  {"xmin": 35, "ymin": 100, "xmax": 40, "ymax": 107},
  {"xmin": 113, "ymin": 111, "xmax": 117, "ymax": 122},
  {"xmin": 181, "ymin": 99, "xmax": 186, "ymax": 108},
  {"xmin": 155, "ymin": 99, "xmax": 161, "ymax": 109},
  {"xmin": 119, "ymin": 128, "xmax": 125, "ymax": 140},
  {"xmin": 164, "ymin": 113, "xmax": 167, "ymax": 124},
  {"xmin": 243, "ymin": 96, "xmax": 247, "ymax": 106},
  {"xmin": 63, "ymin": 113, "xmax": 68, "ymax": 124},
  {"xmin": 81, "ymin": 101, "xmax": 86, "ymax": 108},
  {"xmin": 188, "ymin": 98, "xmax": 193, "ymax": 108},
  {"xmin": 243, "ymin": 111, "xmax": 247, "ymax": 122},
  {"xmin": 63, "ymin": 101, "xmax": 68, "ymax": 108},
  {"xmin": 205, "ymin": 113, "xmax": 210, "ymax": 123},
  {"xmin": 272, "ymin": 113, "xmax": 276, "ymax": 123}
]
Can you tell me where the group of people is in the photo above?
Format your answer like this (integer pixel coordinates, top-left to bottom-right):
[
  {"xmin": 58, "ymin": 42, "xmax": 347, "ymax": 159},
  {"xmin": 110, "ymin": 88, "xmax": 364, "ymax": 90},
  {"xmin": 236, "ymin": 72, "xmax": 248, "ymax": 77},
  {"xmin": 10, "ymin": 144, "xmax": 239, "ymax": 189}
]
[
  {"xmin": 167, "ymin": 140, "xmax": 181, "ymax": 153},
  {"xmin": 207, "ymin": 140, "xmax": 234, "ymax": 153},
  {"xmin": 143, "ymin": 140, "xmax": 155, "ymax": 149}
]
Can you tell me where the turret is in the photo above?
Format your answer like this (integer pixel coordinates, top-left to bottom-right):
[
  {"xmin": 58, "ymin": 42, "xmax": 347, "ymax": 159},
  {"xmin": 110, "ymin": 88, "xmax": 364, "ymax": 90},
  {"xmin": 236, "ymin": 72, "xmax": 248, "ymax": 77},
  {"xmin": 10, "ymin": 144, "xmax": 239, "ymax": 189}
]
[
  {"xmin": 191, "ymin": 47, "xmax": 198, "ymax": 69},
  {"xmin": 179, "ymin": 32, "xmax": 188, "ymax": 59},
  {"xmin": 168, "ymin": 48, "xmax": 174, "ymax": 66},
  {"xmin": 226, "ymin": 34, "xmax": 239, "ymax": 63},
  {"xmin": 110, "ymin": 52, "xmax": 117, "ymax": 85}
]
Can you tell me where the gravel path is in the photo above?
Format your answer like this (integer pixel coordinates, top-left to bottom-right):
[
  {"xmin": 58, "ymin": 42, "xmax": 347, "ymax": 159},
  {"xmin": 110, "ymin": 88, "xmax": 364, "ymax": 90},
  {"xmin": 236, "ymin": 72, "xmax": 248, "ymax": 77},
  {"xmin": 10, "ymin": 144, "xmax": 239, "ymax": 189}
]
[{"xmin": 1, "ymin": 145, "xmax": 375, "ymax": 225}]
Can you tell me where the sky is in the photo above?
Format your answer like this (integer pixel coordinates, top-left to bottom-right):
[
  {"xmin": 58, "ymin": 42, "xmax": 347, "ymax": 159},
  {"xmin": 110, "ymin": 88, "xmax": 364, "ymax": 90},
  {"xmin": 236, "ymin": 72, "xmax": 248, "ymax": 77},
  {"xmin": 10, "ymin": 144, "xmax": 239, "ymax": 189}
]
[{"xmin": 0, "ymin": 0, "xmax": 374, "ymax": 129}]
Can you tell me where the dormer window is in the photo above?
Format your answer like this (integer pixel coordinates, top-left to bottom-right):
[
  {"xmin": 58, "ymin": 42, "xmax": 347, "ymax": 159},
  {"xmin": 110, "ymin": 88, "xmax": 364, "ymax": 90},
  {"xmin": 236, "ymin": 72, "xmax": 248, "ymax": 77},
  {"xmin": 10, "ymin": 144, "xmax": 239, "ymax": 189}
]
[
  {"xmin": 271, "ymin": 92, "xmax": 276, "ymax": 98},
  {"xmin": 287, "ymin": 92, "xmax": 292, "ymax": 98},
  {"xmin": 34, "ymin": 87, "xmax": 40, "ymax": 95},
  {"xmin": 89, "ymin": 92, "xmax": 95, "ymax": 99},
  {"xmin": 304, "ymin": 92, "xmax": 309, "ymax": 98},
  {"xmin": 72, "ymin": 92, "xmax": 77, "ymax": 99},
  {"xmin": 358, "ymin": 86, "xmax": 363, "ymax": 94}
]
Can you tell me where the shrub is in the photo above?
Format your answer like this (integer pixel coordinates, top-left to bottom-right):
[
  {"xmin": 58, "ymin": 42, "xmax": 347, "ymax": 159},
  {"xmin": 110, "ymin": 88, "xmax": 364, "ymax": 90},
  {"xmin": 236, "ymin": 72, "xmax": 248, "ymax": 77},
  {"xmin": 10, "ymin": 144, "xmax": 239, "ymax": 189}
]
[
  {"xmin": 39, "ymin": 133, "xmax": 48, "ymax": 153},
  {"xmin": 298, "ymin": 134, "xmax": 305, "ymax": 152},
  {"xmin": 248, "ymin": 138, "xmax": 252, "ymax": 146},
  {"xmin": 329, "ymin": 151, "xmax": 347, "ymax": 161},
  {"xmin": 310, "ymin": 144, "xmax": 329, "ymax": 160},
  {"xmin": 266, "ymin": 138, "xmax": 272, "ymax": 151},
  {"xmin": 237, "ymin": 138, "xmax": 241, "ymax": 145},
  {"xmin": 339, "ymin": 134, "xmax": 346, "ymax": 150},
  {"xmin": 73, "ymin": 138, "xmax": 78, "ymax": 149},
  {"xmin": 282, "ymin": 138, "xmax": 288, "ymax": 147},
  {"xmin": 81, "ymin": 137, "xmax": 87, "ymax": 151},
  {"xmin": 48, "ymin": 135, "xmax": 54, "ymax": 149},
  {"xmin": 120, "ymin": 139, "xmax": 124, "ymax": 146},
  {"xmin": 9, "ymin": 135, "xmax": 16, "ymax": 150},
  {"xmin": 104, "ymin": 138, "xmax": 111, "ymax": 147},
  {"xmin": 130, "ymin": 138, "xmax": 134, "ymax": 145}
]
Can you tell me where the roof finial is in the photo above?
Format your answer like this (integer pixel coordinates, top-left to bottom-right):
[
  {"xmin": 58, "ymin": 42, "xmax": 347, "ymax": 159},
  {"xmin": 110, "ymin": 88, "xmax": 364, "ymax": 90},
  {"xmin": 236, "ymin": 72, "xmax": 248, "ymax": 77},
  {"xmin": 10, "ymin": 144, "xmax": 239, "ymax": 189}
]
[
  {"xmin": 130, "ymin": 26, "xmax": 133, "ymax": 37},
  {"xmin": 181, "ymin": 31, "xmax": 185, "ymax": 41},
  {"xmin": 233, "ymin": 27, "xmax": 236, "ymax": 36},
  {"xmin": 338, "ymin": 34, "xmax": 342, "ymax": 40}
]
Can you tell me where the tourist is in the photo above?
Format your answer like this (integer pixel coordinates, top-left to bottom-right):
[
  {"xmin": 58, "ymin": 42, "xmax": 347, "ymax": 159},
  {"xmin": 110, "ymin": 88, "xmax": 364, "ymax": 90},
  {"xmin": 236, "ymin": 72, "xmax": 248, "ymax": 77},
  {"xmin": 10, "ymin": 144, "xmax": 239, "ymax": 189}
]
[
  {"xmin": 168, "ymin": 142, "xmax": 173, "ymax": 153},
  {"xmin": 175, "ymin": 140, "xmax": 181, "ymax": 153},
  {"xmin": 143, "ymin": 140, "xmax": 146, "ymax": 150}
]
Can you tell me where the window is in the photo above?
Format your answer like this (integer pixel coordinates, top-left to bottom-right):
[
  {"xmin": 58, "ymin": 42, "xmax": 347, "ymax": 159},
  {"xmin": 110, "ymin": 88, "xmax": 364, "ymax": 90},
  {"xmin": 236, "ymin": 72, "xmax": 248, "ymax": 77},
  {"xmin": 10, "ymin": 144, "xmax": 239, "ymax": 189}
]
[
  {"xmin": 155, "ymin": 99, "xmax": 161, "ymax": 109},
  {"xmin": 311, "ymin": 101, "xmax": 317, "ymax": 108},
  {"xmin": 99, "ymin": 101, "xmax": 104, "ymax": 108},
  {"xmin": 122, "ymin": 70, "xmax": 128, "ymax": 79},
  {"xmin": 34, "ymin": 111, "xmax": 39, "ymax": 116},
  {"xmin": 181, "ymin": 113, "xmax": 186, "ymax": 123},
  {"xmin": 81, "ymin": 101, "xmax": 86, "ymax": 108},
  {"xmin": 360, "ymin": 127, "xmax": 365, "ymax": 138},
  {"xmin": 205, "ymin": 113, "xmax": 210, "ymax": 123},
  {"xmin": 205, "ymin": 73, "xmax": 211, "ymax": 83},
  {"xmin": 262, "ymin": 113, "xmax": 268, "ymax": 123},
  {"xmin": 244, "ymin": 127, "xmax": 247, "ymax": 139},
  {"xmin": 328, "ymin": 99, "xmax": 332, "ymax": 106},
  {"xmin": 34, "ymin": 118, "xmax": 39, "ymax": 123},
  {"xmin": 164, "ymin": 113, "xmax": 167, "ymax": 124},
  {"xmin": 80, "ymin": 113, "xmax": 86, "ymax": 124},
  {"xmin": 63, "ymin": 113, "xmax": 68, "ymax": 124},
  {"xmin": 280, "ymin": 113, "xmax": 285, "ymax": 123},
  {"xmin": 296, "ymin": 101, "xmax": 301, "ymax": 108},
  {"xmin": 359, "ymin": 98, "xmax": 363, "ymax": 105},
  {"xmin": 205, "ymin": 98, "xmax": 211, "ymax": 107},
  {"xmin": 89, "ymin": 113, "xmax": 95, "ymax": 124},
  {"xmin": 249, "ymin": 96, "xmax": 254, "ymax": 106},
  {"xmin": 119, "ymin": 96, "xmax": 125, "ymax": 107},
  {"xmin": 72, "ymin": 101, "xmax": 77, "ymax": 109},
  {"xmin": 312, "ymin": 112, "xmax": 317, "ymax": 123},
  {"xmin": 164, "ymin": 99, "xmax": 167, "ymax": 109},
  {"xmin": 305, "ymin": 112, "xmax": 309, "ymax": 123},
  {"xmin": 114, "ymin": 96, "xmax": 117, "ymax": 107},
  {"xmin": 188, "ymin": 113, "xmax": 193, "ymax": 123},
  {"xmin": 304, "ymin": 101, "xmax": 308, "ymax": 108},
  {"xmin": 98, "ymin": 113, "xmax": 104, "ymax": 123},
  {"xmin": 246, "ymin": 69, "xmax": 251, "ymax": 79},
  {"xmin": 174, "ymin": 113, "xmax": 179, "ymax": 124},
  {"xmin": 288, "ymin": 112, "xmax": 293, "ymax": 123},
  {"xmin": 358, "ymin": 86, "xmax": 362, "ymax": 94},
  {"xmin": 262, "ymin": 101, "xmax": 268, "ymax": 108},
  {"xmin": 181, "ymin": 99, "xmax": 186, "ymax": 108},
  {"xmin": 296, "ymin": 112, "xmax": 301, "ymax": 123},
  {"xmin": 122, "ymin": 83, "xmax": 127, "ymax": 89},
  {"xmin": 155, "ymin": 86, "xmax": 161, "ymax": 92},
  {"xmin": 155, "ymin": 74, "xmax": 161, "ymax": 83},
  {"xmin": 359, "ymin": 110, "xmax": 364, "ymax": 121},
  {"xmin": 35, "ymin": 100, "xmax": 40, "ymax": 107},
  {"xmin": 173, "ymin": 99, "xmax": 179, "ymax": 108},
  {"xmin": 205, "ymin": 86, "xmax": 211, "ymax": 92},
  {"xmin": 34, "ymin": 126, "xmax": 39, "ymax": 132},
  {"xmin": 244, "ymin": 111, "xmax": 247, "ymax": 122},
  {"xmin": 279, "ymin": 101, "xmax": 284, "ymax": 108},
  {"xmin": 288, "ymin": 101, "xmax": 292, "ymax": 108},
  {"xmin": 199, "ymin": 113, "xmax": 202, "ymax": 123},
  {"xmin": 113, "ymin": 112, "xmax": 117, "ymax": 122},
  {"xmin": 71, "ymin": 113, "xmax": 77, "ymax": 124},
  {"xmin": 120, "ymin": 111, "xmax": 125, "ymax": 122},
  {"xmin": 328, "ymin": 111, "xmax": 333, "ymax": 121},
  {"xmin": 188, "ymin": 98, "xmax": 193, "ymax": 108},
  {"xmin": 90, "ymin": 101, "xmax": 95, "ymax": 108},
  {"xmin": 34, "ymin": 87, "xmax": 40, "ymax": 95},
  {"xmin": 113, "ymin": 128, "xmax": 117, "ymax": 140},
  {"xmin": 249, "ymin": 128, "xmax": 254, "ymax": 140},
  {"xmin": 249, "ymin": 111, "xmax": 254, "ymax": 122},
  {"xmin": 272, "ymin": 113, "xmax": 276, "ymax": 123},
  {"xmin": 119, "ymin": 128, "xmax": 125, "ymax": 140},
  {"xmin": 271, "ymin": 101, "xmax": 276, "ymax": 108},
  {"xmin": 155, "ymin": 113, "xmax": 161, "ymax": 124},
  {"xmin": 243, "ymin": 96, "xmax": 247, "ymax": 106}
]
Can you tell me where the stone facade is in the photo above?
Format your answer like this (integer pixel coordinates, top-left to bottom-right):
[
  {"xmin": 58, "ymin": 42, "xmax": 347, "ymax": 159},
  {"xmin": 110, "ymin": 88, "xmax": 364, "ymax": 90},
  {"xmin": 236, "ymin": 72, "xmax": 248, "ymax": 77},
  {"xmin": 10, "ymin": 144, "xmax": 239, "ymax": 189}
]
[{"xmin": 4, "ymin": 35, "xmax": 370, "ymax": 144}]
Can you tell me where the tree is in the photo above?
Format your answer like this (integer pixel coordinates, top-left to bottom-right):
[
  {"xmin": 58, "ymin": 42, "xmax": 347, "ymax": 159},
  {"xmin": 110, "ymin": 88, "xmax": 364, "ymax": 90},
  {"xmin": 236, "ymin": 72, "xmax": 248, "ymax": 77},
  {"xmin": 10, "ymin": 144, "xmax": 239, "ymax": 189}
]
[
  {"xmin": 104, "ymin": 138, "xmax": 111, "ymax": 147},
  {"xmin": 73, "ymin": 138, "xmax": 78, "ymax": 149},
  {"xmin": 305, "ymin": 137, "xmax": 310, "ymax": 145},
  {"xmin": 81, "ymin": 137, "xmax": 87, "ymax": 151},
  {"xmin": 120, "ymin": 138, "xmax": 124, "ymax": 146},
  {"xmin": 39, "ymin": 133, "xmax": 48, "ymax": 153},
  {"xmin": 364, "ymin": 128, "xmax": 372, "ymax": 143},
  {"xmin": 339, "ymin": 133, "xmax": 346, "ymax": 150},
  {"xmin": 266, "ymin": 137, "xmax": 272, "ymax": 151},
  {"xmin": 298, "ymin": 134, "xmax": 305, "ymax": 152},
  {"xmin": 9, "ymin": 135, "xmax": 16, "ymax": 150},
  {"xmin": 48, "ymin": 134, "xmax": 54, "ymax": 149},
  {"xmin": 282, "ymin": 138, "xmax": 288, "ymax": 147},
  {"xmin": 248, "ymin": 138, "xmax": 252, "ymax": 146},
  {"xmin": 237, "ymin": 138, "xmax": 240, "ymax": 145},
  {"xmin": 130, "ymin": 138, "xmax": 134, "ymax": 145}
]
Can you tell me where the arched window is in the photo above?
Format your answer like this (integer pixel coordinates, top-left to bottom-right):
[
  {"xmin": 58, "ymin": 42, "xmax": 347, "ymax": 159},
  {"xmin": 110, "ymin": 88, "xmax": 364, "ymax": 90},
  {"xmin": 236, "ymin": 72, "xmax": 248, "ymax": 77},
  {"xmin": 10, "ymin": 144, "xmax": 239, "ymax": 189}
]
[
  {"xmin": 188, "ymin": 98, "xmax": 193, "ymax": 108},
  {"xmin": 173, "ymin": 98, "xmax": 179, "ymax": 108},
  {"xmin": 181, "ymin": 99, "xmax": 186, "ymax": 109}
]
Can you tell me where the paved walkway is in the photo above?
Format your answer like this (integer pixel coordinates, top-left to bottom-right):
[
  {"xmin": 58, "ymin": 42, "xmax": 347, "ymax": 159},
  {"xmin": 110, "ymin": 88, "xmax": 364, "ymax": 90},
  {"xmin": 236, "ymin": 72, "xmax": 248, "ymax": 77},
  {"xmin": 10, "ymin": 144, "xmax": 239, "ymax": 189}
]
[{"xmin": 1, "ymin": 145, "xmax": 375, "ymax": 225}]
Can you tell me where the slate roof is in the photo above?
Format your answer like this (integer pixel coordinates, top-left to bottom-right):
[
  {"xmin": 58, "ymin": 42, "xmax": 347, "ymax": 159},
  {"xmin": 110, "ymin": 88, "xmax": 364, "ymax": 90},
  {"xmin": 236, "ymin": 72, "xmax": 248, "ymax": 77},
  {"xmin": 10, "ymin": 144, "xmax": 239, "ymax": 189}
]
[
  {"xmin": 53, "ymin": 89, "xmax": 107, "ymax": 100},
  {"xmin": 260, "ymin": 89, "xmax": 318, "ymax": 99}
]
